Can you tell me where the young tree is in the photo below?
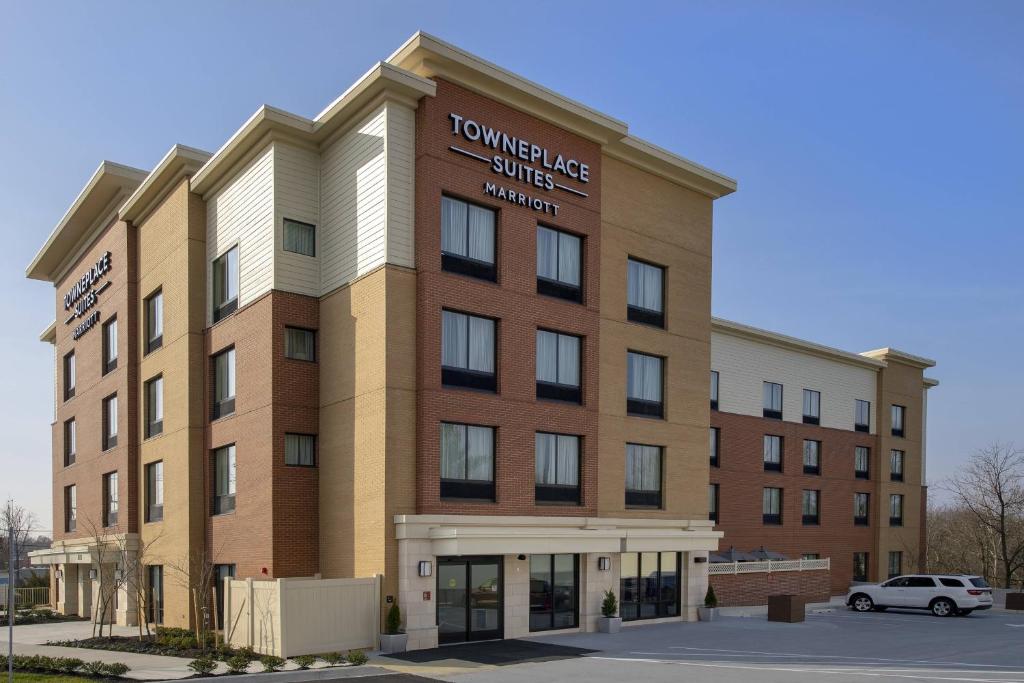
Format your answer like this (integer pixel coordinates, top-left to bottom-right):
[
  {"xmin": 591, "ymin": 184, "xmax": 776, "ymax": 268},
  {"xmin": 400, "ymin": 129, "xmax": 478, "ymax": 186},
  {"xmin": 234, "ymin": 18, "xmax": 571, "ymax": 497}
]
[
  {"xmin": 166, "ymin": 546, "xmax": 223, "ymax": 652},
  {"xmin": 1, "ymin": 498, "xmax": 38, "ymax": 582}
]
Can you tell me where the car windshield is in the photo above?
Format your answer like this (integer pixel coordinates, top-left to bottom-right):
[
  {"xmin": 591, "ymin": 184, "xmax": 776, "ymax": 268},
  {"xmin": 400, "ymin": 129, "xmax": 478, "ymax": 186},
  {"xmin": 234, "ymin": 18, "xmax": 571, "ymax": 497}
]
[{"xmin": 969, "ymin": 577, "xmax": 990, "ymax": 588}]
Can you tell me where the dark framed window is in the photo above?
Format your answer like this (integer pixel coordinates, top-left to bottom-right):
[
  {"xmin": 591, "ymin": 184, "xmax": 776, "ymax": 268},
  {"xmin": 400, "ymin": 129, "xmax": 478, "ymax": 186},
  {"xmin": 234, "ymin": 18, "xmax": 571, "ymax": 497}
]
[
  {"xmin": 802, "ymin": 489, "xmax": 820, "ymax": 525},
  {"xmin": 144, "ymin": 289, "xmax": 163, "ymax": 354},
  {"xmin": 890, "ymin": 449, "xmax": 904, "ymax": 482},
  {"xmin": 535, "ymin": 433, "xmax": 580, "ymax": 504},
  {"xmin": 285, "ymin": 433, "xmax": 316, "ymax": 467},
  {"xmin": 212, "ymin": 347, "xmax": 236, "ymax": 420},
  {"xmin": 284, "ymin": 327, "xmax": 315, "ymax": 361},
  {"xmin": 103, "ymin": 471, "xmax": 118, "ymax": 527},
  {"xmin": 64, "ymin": 485, "xmax": 76, "ymax": 532},
  {"xmin": 709, "ymin": 483, "xmax": 719, "ymax": 523},
  {"xmin": 213, "ymin": 445, "xmax": 236, "ymax": 515},
  {"xmin": 891, "ymin": 405, "xmax": 905, "ymax": 438},
  {"xmin": 212, "ymin": 246, "xmax": 239, "ymax": 322},
  {"xmin": 626, "ymin": 258, "xmax": 664, "ymax": 327},
  {"xmin": 536, "ymin": 330, "xmax": 581, "ymax": 403},
  {"xmin": 620, "ymin": 551, "xmax": 679, "ymax": 620},
  {"xmin": 441, "ymin": 310, "xmax": 496, "ymax": 391},
  {"xmin": 763, "ymin": 435, "xmax": 782, "ymax": 472},
  {"xmin": 889, "ymin": 494, "xmax": 904, "ymax": 527},
  {"xmin": 102, "ymin": 393, "xmax": 118, "ymax": 450},
  {"xmin": 855, "ymin": 446, "xmax": 870, "ymax": 479},
  {"xmin": 710, "ymin": 370, "xmax": 719, "ymax": 410},
  {"xmin": 802, "ymin": 439, "xmax": 821, "ymax": 475},
  {"xmin": 536, "ymin": 225, "xmax": 582, "ymax": 302},
  {"xmin": 283, "ymin": 218, "xmax": 316, "ymax": 256},
  {"xmin": 440, "ymin": 422, "xmax": 495, "ymax": 500},
  {"xmin": 441, "ymin": 196, "xmax": 496, "ymax": 281},
  {"xmin": 145, "ymin": 375, "xmax": 163, "ymax": 438},
  {"xmin": 214, "ymin": 564, "xmax": 236, "ymax": 629},
  {"xmin": 710, "ymin": 427, "xmax": 720, "ymax": 468},
  {"xmin": 802, "ymin": 389, "xmax": 820, "ymax": 425},
  {"xmin": 145, "ymin": 461, "xmax": 164, "ymax": 522},
  {"xmin": 147, "ymin": 565, "xmax": 163, "ymax": 624},
  {"xmin": 102, "ymin": 316, "xmax": 118, "ymax": 374},
  {"xmin": 625, "ymin": 443, "xmax": 662, "ymax": 508},
  {"xmin": 763, "ymin": 382, "xmax": 783, "ymax": 419},
  {"xmin": 855, "ymin": 399, "xmax": 871, "ymax": 432},
  {"xmin": 63, "ymin": 351, "xmax": 75, "ymax": 400},
  {"xmin": 852, "ymin": 552, "xmax": 868, "ymax": 582},
  {"xmin": 763, "ymin": 487, "xmax": 782, "ymax": 525},
  {"xmin": 854, "ymin": 492, "xmax": 869, "ymax": 526},
  {"xmin": 888, "ymin": 551, "xmax": 902, "ymax": 579},
  {"xmin": 529, "ymin": 554, "xmax": 578, "ymax": 631},
  {"xmin": 626, "ymin": 351, "xmax": 663, "ymax": 418},
  {"xmin": 63, "ymin": 418, "xmax": 76, "ymax": 466}
]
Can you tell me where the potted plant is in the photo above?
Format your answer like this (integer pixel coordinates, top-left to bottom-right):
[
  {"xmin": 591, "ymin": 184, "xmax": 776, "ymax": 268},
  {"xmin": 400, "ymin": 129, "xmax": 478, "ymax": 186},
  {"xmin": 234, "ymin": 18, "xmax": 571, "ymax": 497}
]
[
  {"xmin": 597, "ymin": 589, "xmax": 621, "ymax": 633},
  {"xmin": 379, "ymin": 603, "xmax": 407, "ymax": 654},
  {"xmin": 698, "ymin": 585, "xmax": 719, "ymax": 621}
]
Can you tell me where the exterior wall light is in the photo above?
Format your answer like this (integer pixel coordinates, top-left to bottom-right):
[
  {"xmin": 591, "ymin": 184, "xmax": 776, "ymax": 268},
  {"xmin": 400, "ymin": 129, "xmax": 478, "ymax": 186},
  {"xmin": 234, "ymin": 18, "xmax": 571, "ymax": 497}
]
[
  {"xmin": 418, "ymin": 561, "xmax": 433, "ymax": 577},
  {"xmin": 597, "ymin": 556, "xmax": 611, "ymax": 571},
  {"xmin": 88, "ymin": 568, "xmax": 98, "ymax": 580}
]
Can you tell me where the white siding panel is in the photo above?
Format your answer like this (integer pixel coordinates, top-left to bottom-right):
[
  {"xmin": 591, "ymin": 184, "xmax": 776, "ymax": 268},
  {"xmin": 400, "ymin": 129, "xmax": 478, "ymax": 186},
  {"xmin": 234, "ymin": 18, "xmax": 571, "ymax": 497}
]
[
  {"xmin": 711, "ymin": 330, "xmax": 877, "ymax": 432},
  {"xmin": 385, "ymin": 101, "xmax": 416, "ymax": 268},
  {"xmin": 274, "ymin": 142, "xmax": 321, "ymax": 296}
]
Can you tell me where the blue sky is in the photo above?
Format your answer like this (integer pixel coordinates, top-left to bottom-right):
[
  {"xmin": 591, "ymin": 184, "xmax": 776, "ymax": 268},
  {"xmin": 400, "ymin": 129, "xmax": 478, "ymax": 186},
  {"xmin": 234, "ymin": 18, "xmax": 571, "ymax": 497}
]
[{"xmin": 1, "ymin": 1, "xmax": 1021, "ymax": 529}]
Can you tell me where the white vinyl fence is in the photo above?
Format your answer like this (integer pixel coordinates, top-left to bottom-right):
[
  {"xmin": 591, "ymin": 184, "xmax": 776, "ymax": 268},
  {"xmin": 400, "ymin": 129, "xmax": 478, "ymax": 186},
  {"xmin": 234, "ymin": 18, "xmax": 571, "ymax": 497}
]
[
  {"xmin": 223, "ymin": 576, "xmax": 380, "ymax": 657},
  {"xmin": 708, "ymin": 558, "xmax": 830, "ymax": 575}
]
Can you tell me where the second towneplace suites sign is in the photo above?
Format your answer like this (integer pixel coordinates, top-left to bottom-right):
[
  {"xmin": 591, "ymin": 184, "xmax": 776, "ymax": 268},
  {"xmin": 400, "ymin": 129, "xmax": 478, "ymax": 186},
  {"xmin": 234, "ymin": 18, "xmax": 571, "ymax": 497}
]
[
  {"xmin": 63, "ymin": 251, "xmax": 112, "ymax": 340},
  {"xmin": 447, "ymin": 112, "xmax": 591, "ymax": 217}
]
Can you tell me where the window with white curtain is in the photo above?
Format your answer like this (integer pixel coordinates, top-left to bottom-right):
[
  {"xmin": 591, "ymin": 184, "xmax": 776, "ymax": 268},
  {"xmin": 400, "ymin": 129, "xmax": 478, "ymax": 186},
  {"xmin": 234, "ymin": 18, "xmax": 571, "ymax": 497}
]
[
  {"xmin": 763, "ymin": 382, "xmax": 783, "ymax": 418},
  {"xmin": 146, "ymin": 461, "xmax": 163, "ymax": 522},
  {"xmin": 709, "ymin": 483, "xmax": 719, "ymax": 523},
  {"xmin": 889, "ymin": 494, "xmax": 904, "ymax": 526},
  {"xmin": 103, "ymin": 316, "xmax": 118, "ymax": 374},
  {"xmin": 762, "ymin": 487, "xmax": 782, "ymax": 524},
  {"xmin": 855, "ymin": 399, "xmax": 871, "ymax": 432},
  {"xmin": 283, "ymin": 218, "xmax": 316, "ymax": 256},
  {"xmin": 440, "ymin": 422, "xmax": 495, "ymax": 500},
  {"xmin": 441, "ymin": 196, "xmax": 496, "ymax": 280},
  {"xmin": 803, "ymin": 440, "xmax": 821, "ymax": 474},
  {"xmin": 145, "ymin": 289, "xmax": 163, "ymax": 354},
  {"xmin": 537, "ymin": 225, "xmax": 582, "ymax": 301},
  {"xmin": 891, "ymin": 405, "xmax": 906, "ymax": 437},
  {"xmin": 626, "ymin": 351, "xmax": 663, "ymax": 418},
  {"xmin": 890, "ymin": 449, "xmax": 904, "ymax": 481},
  {"xmin": 854, "ymin": 492, "xmax": 870, "ymax": 524},
  {"xmin": 104, "ymin": 472, "xmax": 118, "ymax": 527},
  {"xmin": 763, "ymin": 435, "xmax": 783, "ymax": 471},
  {"xmin": 284, "ymin": 327, "xmax": 316, "ymax": 361},
  {"xmin": 855, "ymin": 446, "xmax": 870, "ymax": 478},
  {"xmin": 441, "ymin": 310, "xmax": 496, "ymax": 391},
  {"xmin": 213, "ymin": 246, "xmax": 239, "ymax": 322},
  {"xmin": 145, "ymin": 376, "xmax": 163, "ymax": 438},
  {"xmin": 535, "ymin": 433, "xmax": 580, "ymax": 503},
  {"xmin": 802, "ymin": 389, "xmax": 820, "ymax": 424},
  {"xmin": 625, "ymin": 443, "xmax": 662, "ymax": 507},
  {"xmin": 710, "ymin": 427, "xmax": 720, "ymax": 467},
  {"xmin": 103, "ymin": 394, "xmax": 118, "ymax": 450},
  {"xmin": 285, "ymin": 433, "xmax": 316, "ymax": 467},
  {"xmin": 63, "ymin": 351, "xmax": 75, "ymax": 400},
  {"xmin": 710, "ymin": 370, "xmax": 719, "ymax": 409},
  {"xmin": 626, "ymin": 258, "xmax": 664, "ymax": 327},
  {"xmin": 213, "ymin": 445, "xmax": 236, "ymax": 514},
  {"xmin": 536, "ymin": 330, "xmax": 581, "ymax": 402},
  {"xmin": 802, "ymin": 490, "xmax": 820, "ymax": 524},
  {"xmin": 213, "ymin": 347, "xmax": 236, "ymax": 419}
]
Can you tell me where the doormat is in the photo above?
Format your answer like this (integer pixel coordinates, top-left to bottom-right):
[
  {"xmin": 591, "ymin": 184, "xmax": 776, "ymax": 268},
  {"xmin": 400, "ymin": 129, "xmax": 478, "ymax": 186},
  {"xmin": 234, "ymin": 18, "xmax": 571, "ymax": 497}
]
[{"xmin": 384, "ymin": 639, "xmax": 597, "ymax": 665}]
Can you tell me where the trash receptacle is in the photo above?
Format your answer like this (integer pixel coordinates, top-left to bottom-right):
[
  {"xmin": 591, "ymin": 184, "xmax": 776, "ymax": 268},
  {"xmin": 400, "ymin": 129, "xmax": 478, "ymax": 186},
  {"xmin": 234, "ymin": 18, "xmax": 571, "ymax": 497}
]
[{"xmin": 767, "ymin": 594, "xmax": 805, "ymax": 623}]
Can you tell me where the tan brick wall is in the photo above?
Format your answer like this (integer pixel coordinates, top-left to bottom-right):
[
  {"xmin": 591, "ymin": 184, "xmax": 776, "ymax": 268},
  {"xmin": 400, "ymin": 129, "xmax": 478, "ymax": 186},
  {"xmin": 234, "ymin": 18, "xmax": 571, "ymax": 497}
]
[{"xmin": 709, "ymin": 570, "xmax": 831, "ymax": 607}]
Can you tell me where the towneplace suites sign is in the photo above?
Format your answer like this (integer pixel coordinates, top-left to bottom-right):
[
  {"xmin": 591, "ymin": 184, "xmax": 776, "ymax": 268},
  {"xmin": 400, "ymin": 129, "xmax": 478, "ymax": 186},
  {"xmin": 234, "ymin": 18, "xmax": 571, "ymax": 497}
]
[
  {"xmin": 63, "ymin": 251, "xmax": 112, "ymax": 340},
  {"xmin": 447, "ymin": 112, "xmax": 590, "ymax": 217}
]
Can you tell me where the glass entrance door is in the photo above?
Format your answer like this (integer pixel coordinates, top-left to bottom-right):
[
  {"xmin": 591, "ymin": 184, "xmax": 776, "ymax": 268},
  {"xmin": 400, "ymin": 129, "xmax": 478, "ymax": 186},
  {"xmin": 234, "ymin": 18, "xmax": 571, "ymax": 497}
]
[{"xmin": 437, "ymin": 557, "xmax": 502, "ymax": 643}]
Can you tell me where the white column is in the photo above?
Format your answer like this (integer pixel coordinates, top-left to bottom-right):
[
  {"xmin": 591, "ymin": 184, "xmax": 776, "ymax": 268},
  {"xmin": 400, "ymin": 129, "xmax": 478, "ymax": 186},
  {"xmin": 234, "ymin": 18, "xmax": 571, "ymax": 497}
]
[
  {"xmin": 503, "ymin": 555, "xmax": 530, "ymax": 639},
  {"xmin": 78, "ymin": 565, "xmax": 92, "ymax": 621},
  {"xmin": 58, "ymin": 564, "xmax": 78, "ymax": 616},
  {"xmin": 683, "ymin": 551, "xmax": 709, "ymax": 621},
  {"xmin": 581, "ymin": 552, "xmax": 618, "ymax": 632},
  {"xmin": 397, "ymin": 538, "xmax": 438, "ymax": 650}
]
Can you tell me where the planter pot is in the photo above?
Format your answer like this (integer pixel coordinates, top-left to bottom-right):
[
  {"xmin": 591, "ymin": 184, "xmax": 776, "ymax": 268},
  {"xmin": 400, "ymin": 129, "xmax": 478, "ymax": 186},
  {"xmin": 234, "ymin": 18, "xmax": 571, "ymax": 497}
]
[
  {"xmin": 1006, "ymin": 593, "xmax": 1024, "ymax": 611},
  {"xmin": 379, "ymin": 633, "xmax": 408, "ymax": 654},
  {"xmin": 697, "ymin": 606, "xmax": 718, "ymax": 621},
  {"xmin": 597, "ymin": 616, "xmax": 622, "ymax": 633}
]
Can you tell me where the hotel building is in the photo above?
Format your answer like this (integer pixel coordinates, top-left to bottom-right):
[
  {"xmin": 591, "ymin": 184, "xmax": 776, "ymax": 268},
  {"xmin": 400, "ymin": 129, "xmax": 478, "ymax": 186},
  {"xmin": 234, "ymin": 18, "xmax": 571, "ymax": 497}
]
[{"xmin": 26, "ymin": 33, "xmax": 935, "ymax": 648}]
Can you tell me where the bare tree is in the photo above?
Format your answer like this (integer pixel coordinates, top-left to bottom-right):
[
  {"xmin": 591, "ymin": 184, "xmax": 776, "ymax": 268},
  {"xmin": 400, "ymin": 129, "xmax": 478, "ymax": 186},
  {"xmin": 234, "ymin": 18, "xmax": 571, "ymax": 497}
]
[
  {"xmin": 111, "ymin": 531, "xmax": 162, "ymax": 639},
  {"xmin": 166, "ymin": 545, "xmax": 223, "ymax": 652},
  {"xmin": 1, "ymin": 498, "xmax": 39, "ymax": 582},
  {"xmin": 944, "ymin": 443, "xmax": 1024, "ymax": 589}
]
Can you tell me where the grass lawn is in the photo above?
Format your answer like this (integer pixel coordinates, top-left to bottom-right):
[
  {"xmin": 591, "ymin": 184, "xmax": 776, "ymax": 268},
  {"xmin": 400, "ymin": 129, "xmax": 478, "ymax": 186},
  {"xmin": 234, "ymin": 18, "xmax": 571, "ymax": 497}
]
[{"xmin": 12, "ymin": 674, "xmax": 102, "ymax": 682}]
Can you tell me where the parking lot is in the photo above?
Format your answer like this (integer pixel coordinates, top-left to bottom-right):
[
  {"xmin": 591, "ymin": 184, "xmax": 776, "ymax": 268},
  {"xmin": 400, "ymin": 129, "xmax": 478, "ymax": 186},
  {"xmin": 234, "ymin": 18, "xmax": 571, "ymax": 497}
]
[{"xmin": 431, "ymin": 607, "xmax": 1024, "ymax": 683}]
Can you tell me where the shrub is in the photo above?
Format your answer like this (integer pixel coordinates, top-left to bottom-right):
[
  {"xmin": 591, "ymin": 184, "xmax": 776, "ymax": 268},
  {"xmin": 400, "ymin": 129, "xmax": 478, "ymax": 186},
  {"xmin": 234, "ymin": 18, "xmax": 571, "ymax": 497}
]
[
  {"xmin": 214, "ymin": 644, "xmax": 234, "ymax": 661},
  {"xmin": 601, "ymin": 589, "xmax": 618, "ymax": 618},
  {"xmin": 188, "ymin": 657, "xmax": 218, "ymax": 675},
  {"xmin": 385, "ymin": 603, "xmax": 402, "ymax": 635},
  {"xmin": 293, "ymin": 654, "xmax": 317, "ymax": 669},
  {"xmin": 82, "ymin": 660, "xmax": 108, "ymax": 676},
  {"xmin": 53, "ymin": 656, "xmax": 84, "ymax": 673},
  {"xmin": 226, "ymin": 653, "xmax": 253, "ymax": 673},
  {"xmin": 103, "ymin": 662, "xmax": 131, "ymax": 677},
  {"xmin": 346, "ymin": 649, "xmax": 369, "ymax": 666},
  {"xmin": 320, "ymin": 651, "xmax": 343, "ymax": 666},
  {"xmin": 704, "ymin": 585, "xmax": 718, "ymax": 608},
  {"xmin": 260, "ymin": 655, "xmax": 286, "ymax": 672}
]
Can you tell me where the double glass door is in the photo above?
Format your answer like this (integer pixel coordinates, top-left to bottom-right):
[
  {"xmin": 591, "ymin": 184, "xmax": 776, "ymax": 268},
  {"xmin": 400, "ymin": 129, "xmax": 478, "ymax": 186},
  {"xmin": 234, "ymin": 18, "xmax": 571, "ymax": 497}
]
[{"xmin": 437, "ymin": 557, "xmax": 502, "ymax": 643}]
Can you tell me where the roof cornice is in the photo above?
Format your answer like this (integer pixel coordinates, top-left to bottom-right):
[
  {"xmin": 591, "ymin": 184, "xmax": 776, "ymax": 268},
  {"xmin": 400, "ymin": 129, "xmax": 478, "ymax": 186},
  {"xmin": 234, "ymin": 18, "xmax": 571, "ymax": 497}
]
[
  {"xmin": 712, "ymin": 317, "xmax": 887, "ymax": 370},
  {"xmin": 119, "ymin": 144, "xmax": 212, "ymax": 225},
  {"xmin": 860, "ymin": 347, "xmax": 937, "ymax": 370},
  {"xmin": 39, "ymin": 320, "xmax": 56, "ymax": 344}
]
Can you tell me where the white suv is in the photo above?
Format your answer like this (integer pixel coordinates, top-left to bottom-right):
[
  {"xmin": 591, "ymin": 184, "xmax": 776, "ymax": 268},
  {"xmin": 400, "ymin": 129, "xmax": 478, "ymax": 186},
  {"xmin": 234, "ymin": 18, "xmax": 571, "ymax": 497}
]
[{"xmin": 847, "ymin": 574, "xmax": 994, "ymax": 616}]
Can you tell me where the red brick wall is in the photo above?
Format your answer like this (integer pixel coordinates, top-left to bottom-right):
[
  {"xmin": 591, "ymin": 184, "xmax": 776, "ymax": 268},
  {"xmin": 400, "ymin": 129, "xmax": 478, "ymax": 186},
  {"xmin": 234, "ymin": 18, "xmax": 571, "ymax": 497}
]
[{"xmin": 709, "ymin": 569, "xmax": 831, "ymax": 607}]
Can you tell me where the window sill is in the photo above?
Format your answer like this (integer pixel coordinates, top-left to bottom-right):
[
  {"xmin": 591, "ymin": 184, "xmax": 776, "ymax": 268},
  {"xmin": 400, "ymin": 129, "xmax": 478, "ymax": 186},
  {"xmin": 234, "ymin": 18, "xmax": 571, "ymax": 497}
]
[
  {"xmin": 803, "ymin": 466, "xmax": 820, "ymax": 476},
  {"xmin": 763, "ymin": 410, "xmax": 782, "ymax": 420},
  {"xmin": 855, "ymin": 472, "xmax": 870, "ymax": 480},
  {"xmin": 802, "ymin": 416, "xmax": 820, "ymax": 425},
  {"xmin": 627, "ymin": 399, "xmax": 663, "ymax": 419},
  {"xmin": 536, "ymin": 383, "xmax": 582, "ymax": 404},
  {"xmin": 442, "ymin": 253, "xmax": 497, "ymax": 282},
  {"xmin": 537, "ymin": 278, "xmax": 583, "ymax": 303},
  {"xmin": 442, "ymin": 368, "xmax": 497, "ymax": 393},
  {"xmin": 764, "ymin": 463, "xmax": 782, "ymax": 473},
  {"xmin": 626, "ymin": 306, "xmax": 664, "ymax": 328},
  {"xmin": 855, "ymin": 424, "xmax": 870, "ymax": 433}
]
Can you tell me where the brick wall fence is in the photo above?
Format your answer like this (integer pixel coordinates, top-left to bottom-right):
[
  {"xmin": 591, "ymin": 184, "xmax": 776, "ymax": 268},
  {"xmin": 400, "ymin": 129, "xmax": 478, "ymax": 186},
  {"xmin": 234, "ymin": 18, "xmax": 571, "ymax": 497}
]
[{"xmin": 709, "ymin": 569, "xmax": 832, "ymax": 607}]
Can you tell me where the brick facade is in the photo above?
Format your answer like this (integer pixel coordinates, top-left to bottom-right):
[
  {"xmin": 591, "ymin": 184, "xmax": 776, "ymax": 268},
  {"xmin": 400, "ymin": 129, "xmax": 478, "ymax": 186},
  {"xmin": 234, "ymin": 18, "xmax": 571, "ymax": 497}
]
[{"xmin": 709, "ymin": 570, "xmax": 831, "ymax": 607}]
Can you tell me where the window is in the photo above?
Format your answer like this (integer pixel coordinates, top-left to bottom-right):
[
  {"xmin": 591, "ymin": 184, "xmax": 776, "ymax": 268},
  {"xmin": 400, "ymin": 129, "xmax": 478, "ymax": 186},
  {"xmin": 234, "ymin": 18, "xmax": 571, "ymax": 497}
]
[
  {"xmin": 890, "ymin": 449, "xmax": 904, "ymax": 482},
  {"xmin": 440, "ymin": 422, "xmax": 495, "ymax": 500},
  {"xmin": 854, "ymin": 492, "xmax": 869, "ymax": 526},
  {"xmin": 64, "ymin": 485, "xmax": 76, "ymax": 532},
  {"xmin": 145, "ymin": 289, "xmax": 163, "ymax": 354},
  {"xmin": 709, "ymin": 483, "xmax": 719, "ymax": 523},
  {"xmin": 145, "ymin": 376, "xmax": 163, "ymax": 438},
  {"xmin": 63, "ymin": 418, "xmax": 76, "ymax": 466},
  {"xmin": 709, "ymin": 427, "xmax": 720, "ymax": 468},
  {"xmin": 145, "ymin": 461, "xmax": 164, "ymax": 522},
  {"xmin": 619, "ymin": 552, "xmax": 679, "ymax": 621},
  {"xmin": 852, "ymin": 552, "xmax": 868, "ymax": 582},
  {"xmin": 529, "ymin": 554, "xmax": 578, "ymax": 631},
  {"xmin": 802, "ymin": 553, "xmax": 820, "ymax": 561},
  {"xmin": 535, "ymin": 433, "xmax": 580, "ymax": 504},
  {"xmin": 103, "ymin": 472, "xmax": 118, "ymax": 527},
  {"xmin": 855, "ymin": 399, "xmax": 871, "ymax": 432},
  {"xmin": 802, "ymin": 490, "xmax": 820, "ymax": 525},
  {"xmin": 102, "ymin": 316, "xmax": 118, "ymax": 374},
  {"xmin": 802, "ymin": 389, "xmax": 820, "ymax": 425},
  {"xmin": 283, "ymin": 218, "xmax": 316, "ymax": 256},
  {"xmin": 536, "ymin": 225, "xmax": 582, "ymax": 301},
  {"xmin": 285, "ymin": 433, "xmax": 316, "ymax": 467},
  {"xmin": 763, "ymin": 487, "xmax": 782, "ymax": 524},
  {"xmin": 889, "ymin": 494, "xmax": 904, "ymax": 526},
  {"xmin": 214, "ymin": 564, "xmax": 236, "ymax": 630},
  {"xmin": 763, "ymin": 382, "xmax": 783, "ymax": 419},
  {"xmin": 63, "ymin": 351, "xmax": 75, "ymax": 400},
  {"xmin": 626, "ymin": 351, "xmax": 663, "ymax": 418},
  {"xmin": 212, "ymin": 246, "xmax": 239, "ymax": 322},
  {"xmin": 855, "ymin": 446, "xmax": 870, "ymax": 479},
  {"xmin": 441, "ymin": 310, "xmax": 496, "ymax": 391},
  {"xmin": 213, "ymin": 445, "xmax": 236, "ymax": 515},
  {"xmin": 710, "ymin": 371, "xmax": 719, "ymax": 410},
  {"xmin": 535, "ymin": 330, "xmax": 581, "ymax": 403},
  {"xmin": 626, "ymin": 258, "xmax": 664, "ymax": 327},
  {"xmin": 939, "ymin": 577, "xmax": 964, "ymax": 588},
  {"xmin": 212, "ymin": 348, "xmax": 236, "ymax": 419},
  {"xmin": 284, "ymin": 327, "xmax": 315, "ymax": 361},
  {"xmin": 803, "ymin": 440, "xmax": 821, "ymax": 475},
  {"xmin": 763, "ymin": 435, "xmax": 782, "ymax": 472},
  {"xmin": 441, "ymin": 196, "xmax": 496, "ymax": 281},
  {"xmin": 147, "ymin": 565, "xmax": 163, "ymax": 624},
  {"xmin": 102, "ymin": 394, "xmax": 118, "ymax": 450},
  {"xmin": 888, "ymin": 551, "xmax": 902, "ymax": 579},
  {"xmin": 625, "ymin": 444, "xmax": 662, "ymax": 508},
  {"xmin": 891, "ymin": 405, "xmax": 905, "ymax": 437}
]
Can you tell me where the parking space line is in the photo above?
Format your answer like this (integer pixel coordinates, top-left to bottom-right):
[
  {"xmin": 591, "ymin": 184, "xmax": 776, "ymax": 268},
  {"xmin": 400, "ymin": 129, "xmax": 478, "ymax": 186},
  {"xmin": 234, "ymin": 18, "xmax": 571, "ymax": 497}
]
[{"xmin": 662, "ymin": 646, "xmax": 1019, "ymax": 670}]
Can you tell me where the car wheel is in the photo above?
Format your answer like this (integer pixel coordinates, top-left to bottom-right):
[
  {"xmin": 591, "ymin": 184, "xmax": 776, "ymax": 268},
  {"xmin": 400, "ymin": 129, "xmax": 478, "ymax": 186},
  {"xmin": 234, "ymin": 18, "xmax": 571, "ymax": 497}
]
[
  {"xmin": 851, "ymin": 594, "xmax": 874, "ymax": 612},
  {"xmin": 931, "ymin": 598, "xmax": 955, "ymax": 617}
]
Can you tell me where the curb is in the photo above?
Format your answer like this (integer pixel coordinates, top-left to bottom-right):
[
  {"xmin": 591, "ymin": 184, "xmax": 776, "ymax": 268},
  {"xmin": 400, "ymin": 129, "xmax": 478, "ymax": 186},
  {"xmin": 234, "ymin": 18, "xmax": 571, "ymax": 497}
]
[{"xmin": 192, "ymin": 665, "xmax": 389, "ymax": 681}]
